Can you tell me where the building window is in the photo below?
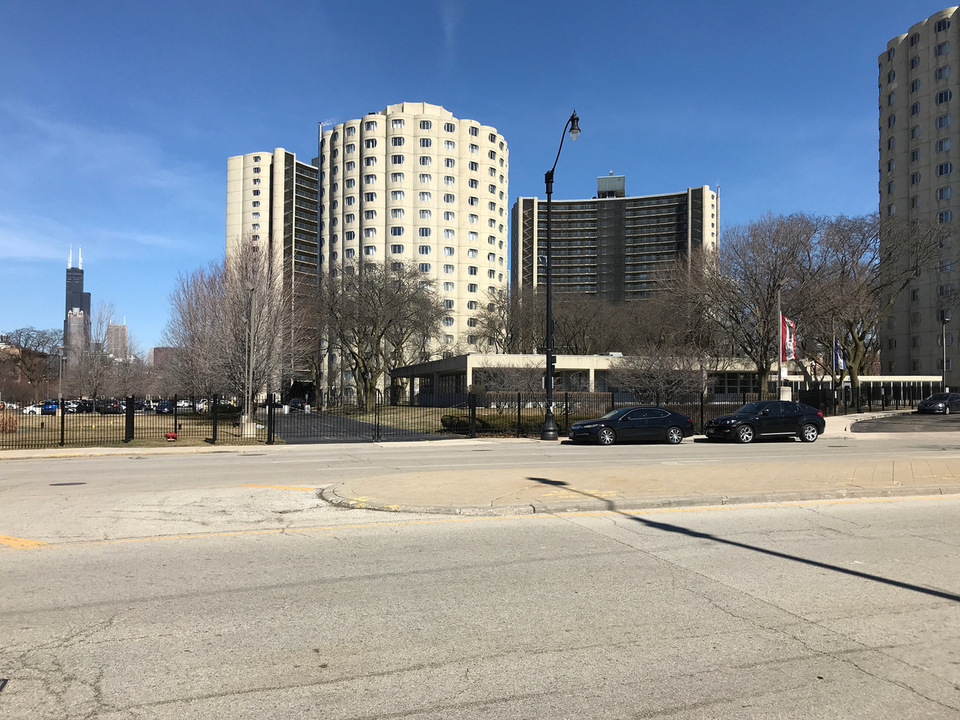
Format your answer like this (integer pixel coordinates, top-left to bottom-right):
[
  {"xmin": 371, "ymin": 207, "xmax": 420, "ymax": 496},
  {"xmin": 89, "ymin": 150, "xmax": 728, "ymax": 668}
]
[
  {"xmin": 937, "ymin": 18, "xmax": 951, "ymax": 32},
  {"xmin": 444, "ymin": 211, "xmax": 455, "ymax": 221},
  {"xmin": 365, "ymin": 121, "xmax": 378, "ymax": 131},
  {"xmin": 363, "ymin": 210, "xmax": 376, "ymax": 220},
  {"xmin": 912, "ymin": 172, "xmax": 922, "ymax": 185},
  {"xmin": 937, "ymin": 42, "xmax": 951, "ymax": 57},
  {"xmin": 469, "ymin": 161, "xmax": 479, "ymax": 171},
  {"xmin": 390, "ymin": 244, "xmax": 404, "ymax": 253},
  {"xmin": 390, "ymin": 225, "xmax": 404, "ymax": 235},
  {"xmin": 391, "ymin": 154, "xmax": 404, "ymax": 164},
  {"xmin": 888, "ymin": 70, "xmax": 896, "ymax": 83},
  {"xmin": 443, "ymin": 229, "xmax": 455, "ymax": 239},
  {"xmin": 364, "ymin": 139, "xmax": 377, "ymax": 148},
  {"xmin": 468, "ymin": 266, "xmax": 478, "ymax": 275},
  {"xmin": 912, "ymin": 102, "xmax": 921, "ymax": 115},
  {"xmin": 469, "ymin": 144, "xmax": 479, "ymax": 154},
  {"xmin": 444, "ymin": 158, "xmax": 455, "ymax": 169},
  {"xmin": 443, "ymin": 246, "xmax": 455, "ymax": 256},
  {"xmin": 419, "ymin": 138, "xmax": 432, "ymax": 148},
  {"xmin": 912, "ymin": 125, "xmax": 921, "ymax": 138},
  {"xmin": 392, "ymin": 119, "xmax": 405, "ymax": 129},
  {"xmin": 939, "ymin": 90, "xmax": 954, "ymax": 104},
  {"xmin": 888, "ymin": 204, "xmax": 896, "ymax": 216},
  {"xmin": 363, "ymin": 246, "xmax": 377, "ymax": 256},
  {"xmin": 467, "ymin": 248, "xmax": 478, "ymax": 258},
  {"xmin": 444, "ymin": 175, "xmax": 456, "ymax": 186},
  {"xmin": 443, "ymin": 193, "xmax": 456, "ymax": 203},
  {"xmin": 345, "ymin": 248, "xmax": 356, "ymax": 258},
  {"xmin": 442, "ymin": 317, "xmax": 454, "ymax": 327},
  {"xmin": 391, "ymin": 137, "xmax": 405, "ymax": 147},
  {"xmin": 363, "ymin": 228, "xmax": 376, "ymax": 238},
  {"xmin": 938, "ymin": 114, "xmax": 953, "ymax": 128},
  {"xmin": 469, "ymin": 214, "xmax": 478, "ymax": 224},
  {"xmin": 346, "ymin": 126, "xmax": 356, "ymax": 137},
  {"xmin": 419, "ymin": 209, "xmax": 432, "ymax": 219},
  {"xmin": 488, "ymin": 150, "xmax": 497, "ymax": 160},
  {"xmin": 419, "ymin": 120, "xmax": 432, "ymax": 130},
  {"xmin": 390, "ymin": 190, "xmax": 405, "ymax": 201},
  {"xmin": 888, "ymin": 115, "xmax": 896, "ymax": 128},
  {"xmin": 939, "ymin": 162, "xmax": 954, "ymax": 176},
  {"xmin": 419, "ymin": 228, "xmax": 432, "ymax": 237},
  {"xmin": 912, "ymin": 56, "xmax": 921, "ymax": 69},
  {"xmin": 443, "ymin": 264, "xmax": 454, "ymax": 274},
  {"xmin": 364, "ymin": 192, "xmax": 377, "ymax": 202},
  {"xmin": 468, "ymin": 231, "xmax": 478, "ymax": 241},
  {"xmin": 418, "ymin": 173, "xmax": 432, "ymax": 184},
  {"xmin": 252, "ymin": 178, "xmax": 261, "ymax": 185},
  {"xmin": 418, "ymin": 244, "xmax": 431, "ymax": 254},
  {"xmin": 939, "ymin": 186, "xmax": 953, "ymax": 200},
  {"xmin": 467, "ymin": 283, "xmax": 478, "ymax": 292},
  {"xmin": 488, "ymin": 202, "xmax": 497, "ymax": 211},
  {"xmin": 468, "ymin": 179, "xmax": 479, "ymax": 189},
  {"xmin": 937, "ymin": 65, "xmax": 952, "ymax": 80},
  {"xmin": 345, "ymin": 195, "xmax": 356, "ymax": 205},
  {"xmin": 419, "ymin": 191, "xmax": 432, "ymax": 201},
  {"xmin": 912, "ymin": 195, "xmax": 920, "ymax": 208},
  {"xmin": 443, "ymin": 282, "xmax": 454, "ymax": 291},
  {"xmin": 940, "ymin": 210, "xmax": 954, "ymax": 223},
  {"xmin": 362, "ymin": 158, "xmax": 375, "ymax": 167},
  {"xmin": 443, "ymin": 122, "xmax": 456, "ymax": 133},
  {"xmin": 419, "ymin": 263, "xmax": 431, "ymax": 272},
  {"xmin": 364, "ymin": 174, "xmax": 377, "ymax": 185},
  {"xmin": 468, "ymin": 196, "xmax": 479, "ymax": 206}
]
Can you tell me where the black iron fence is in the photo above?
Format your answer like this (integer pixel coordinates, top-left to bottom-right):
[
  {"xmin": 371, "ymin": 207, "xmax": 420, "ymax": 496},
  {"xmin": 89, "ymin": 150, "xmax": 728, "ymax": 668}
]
[{"xmin": 1, "ymin": 386, "xmax": 930, "ymax": 451}]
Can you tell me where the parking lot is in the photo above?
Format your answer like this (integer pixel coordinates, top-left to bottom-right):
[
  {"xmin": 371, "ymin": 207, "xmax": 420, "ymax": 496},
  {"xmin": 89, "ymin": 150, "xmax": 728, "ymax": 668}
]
[{"xmin": 851, "ymin": 410, "xmax": 960, "ymax": 433}]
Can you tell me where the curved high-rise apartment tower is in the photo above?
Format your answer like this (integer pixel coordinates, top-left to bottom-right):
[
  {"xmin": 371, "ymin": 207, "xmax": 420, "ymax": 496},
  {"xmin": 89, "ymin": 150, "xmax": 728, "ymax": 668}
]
[
  {"xmin": 319, "ymin": 102, "xmax": 509, "ymax": 353},
  {"xmin": 882, "ymin": 7, "xmax": 960, "ymax": 383}
]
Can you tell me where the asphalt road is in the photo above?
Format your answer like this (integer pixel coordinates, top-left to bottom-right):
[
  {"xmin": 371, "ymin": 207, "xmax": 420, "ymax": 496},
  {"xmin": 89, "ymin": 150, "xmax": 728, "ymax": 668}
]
[
  {"xmin": 1, "ymin": 435, "xmax": 959, "ymax": 718},
  {"xmin": 852, "ymin": 411, "xmax": 960, "ymax": 432},
  {"xmin": 2, "ymin": 496, "xmax": 957, "ymax": 719}
]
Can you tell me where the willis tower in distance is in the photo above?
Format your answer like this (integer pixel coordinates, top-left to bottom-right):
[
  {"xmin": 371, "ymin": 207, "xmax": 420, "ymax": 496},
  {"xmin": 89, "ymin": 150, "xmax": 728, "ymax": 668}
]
[{"xmin": 64, "ymin": 246, "xmax": 90, "ymax": 365}]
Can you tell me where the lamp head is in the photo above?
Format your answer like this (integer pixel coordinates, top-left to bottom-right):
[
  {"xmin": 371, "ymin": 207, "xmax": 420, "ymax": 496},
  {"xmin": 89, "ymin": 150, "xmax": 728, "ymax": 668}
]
[{"xmin": 568, "ymin": 111, "xmax": 580, "ymax": 141}]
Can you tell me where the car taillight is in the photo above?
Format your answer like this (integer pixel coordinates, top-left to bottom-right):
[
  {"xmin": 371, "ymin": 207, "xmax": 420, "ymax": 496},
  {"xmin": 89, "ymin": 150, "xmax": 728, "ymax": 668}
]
[{"xmin": 817, "ymin": 411, "xmax": 823, "ymax": 418}]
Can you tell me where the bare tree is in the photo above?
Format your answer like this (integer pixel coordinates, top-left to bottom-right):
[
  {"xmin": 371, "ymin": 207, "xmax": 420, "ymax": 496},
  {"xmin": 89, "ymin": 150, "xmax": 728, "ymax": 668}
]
[
  {"xmin": 66, "ymin": 303, "xmax": 118, "ymax": 399},
  {"xmin": 318, "ymin": 262, "xmax": 445, "ymax": 410},
  {"xmin": 696, "ymin": 214, "xmax": 822, "ymax": 398},
  {"xmin": 163, "ymin": 242, "xmax": 304, "ymax": 415},
  {"xmin": 791, "ymin": 215, "xmax": 947, "ymax": 401},
  {"xmin": 1, "ymin": 327, "xmax": 62, "ymax": 396}
]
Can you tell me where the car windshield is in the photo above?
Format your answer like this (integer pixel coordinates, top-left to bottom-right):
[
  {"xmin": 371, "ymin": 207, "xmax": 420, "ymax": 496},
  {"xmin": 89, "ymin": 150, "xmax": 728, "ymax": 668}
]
[
  {"xmin": 926, "ymin": 393, "xmax": 949, "ymax": 401},
  {"xmin": 599, "ymin": 409, "xmax": 624, "ymax": 420}
]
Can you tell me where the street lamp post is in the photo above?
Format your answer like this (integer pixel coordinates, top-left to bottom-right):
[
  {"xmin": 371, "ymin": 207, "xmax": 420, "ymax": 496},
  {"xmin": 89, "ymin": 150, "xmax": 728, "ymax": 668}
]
[
  {"xmin": 541, "ymin": 111, "xmax": 581, "ymax": 441},
  {"xmin": 943, "ymin": 313, "xmax": 951, "ymax": 391}
]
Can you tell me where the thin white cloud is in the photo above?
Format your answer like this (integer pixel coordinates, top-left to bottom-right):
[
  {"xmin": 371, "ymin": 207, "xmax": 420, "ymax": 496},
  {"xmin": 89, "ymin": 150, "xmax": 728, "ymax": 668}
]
[{"xmin": 439, "ymin": 0, "xmax": 465, "ymax": 68}]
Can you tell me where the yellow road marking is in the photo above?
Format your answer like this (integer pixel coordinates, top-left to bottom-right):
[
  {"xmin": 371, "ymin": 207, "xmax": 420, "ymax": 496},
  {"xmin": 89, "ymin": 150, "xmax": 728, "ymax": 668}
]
[
  {"xmin": 0, "ymin": 535, "xmax": 50, "ymax": 549},
  {"xmin": 237, "ymin": 484, "xmax": 317, "ymax": 491}
]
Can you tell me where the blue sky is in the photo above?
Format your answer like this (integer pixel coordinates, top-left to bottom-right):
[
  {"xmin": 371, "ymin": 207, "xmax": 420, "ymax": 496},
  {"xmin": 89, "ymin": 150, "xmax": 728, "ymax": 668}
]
[{"xmin": 0, "ymin": 0, "xmax": 946, "ymax": 350}]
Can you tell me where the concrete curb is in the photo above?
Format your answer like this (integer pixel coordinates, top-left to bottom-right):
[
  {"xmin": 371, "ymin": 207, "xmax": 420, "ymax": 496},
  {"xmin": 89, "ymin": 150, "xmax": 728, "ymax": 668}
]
[{"xmin": 319, "ymin": 482, "xmax": 960, "ymax": 517}]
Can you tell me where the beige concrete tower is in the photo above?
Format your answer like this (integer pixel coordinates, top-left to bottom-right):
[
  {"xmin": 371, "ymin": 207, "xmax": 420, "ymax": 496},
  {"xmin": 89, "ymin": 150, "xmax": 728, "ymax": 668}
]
[
  {"xmin": 319, "ymin": 102, "xmax": 509, "ymax": 353},
  {"xmin": 882, "ymin": 7, "xmax": 960, "ymax": 384}
]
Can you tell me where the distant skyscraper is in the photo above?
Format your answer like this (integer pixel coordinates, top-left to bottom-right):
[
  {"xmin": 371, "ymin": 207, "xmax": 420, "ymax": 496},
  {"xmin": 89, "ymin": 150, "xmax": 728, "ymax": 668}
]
[
  {"xmin": 106, "ymin": 323, "xmax": 128, "ymax": 358},
  {"xmin": 64, "ymin": 247, "xmax": 91, "ymax": 364}
]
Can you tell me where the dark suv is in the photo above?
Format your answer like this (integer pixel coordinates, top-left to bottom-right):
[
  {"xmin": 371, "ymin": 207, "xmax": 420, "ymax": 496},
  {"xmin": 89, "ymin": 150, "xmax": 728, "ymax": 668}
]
[{"xmin": 705, "ymin": 401, "xmax": 825, "ymax": 443}]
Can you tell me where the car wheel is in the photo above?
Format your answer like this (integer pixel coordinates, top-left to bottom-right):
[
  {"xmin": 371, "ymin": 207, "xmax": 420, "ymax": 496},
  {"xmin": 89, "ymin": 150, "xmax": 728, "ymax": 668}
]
[
  {"xmin": 735, "ymin": 425, "xmax": 755, "ymax": 444},
  {"xmin": 666, "ymin": 426, "xmax": 684, "ymax": 445},
  {"xmin": 947, "ymin": 406, "xmax": 952, "ymax": 415},
  {"xmin": 597, "ymin": 427, "xmax": 616, "ymax": 446},
  {"xmin": 800, "ymin": 423, "xmax": 819, "ymax": 442}
]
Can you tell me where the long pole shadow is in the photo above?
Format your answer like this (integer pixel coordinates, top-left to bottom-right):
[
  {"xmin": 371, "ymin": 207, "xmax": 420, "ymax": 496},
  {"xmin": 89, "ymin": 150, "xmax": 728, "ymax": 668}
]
[{"xmin": 528, "ymin": 477, "xmax": 960, "ymax": 604}]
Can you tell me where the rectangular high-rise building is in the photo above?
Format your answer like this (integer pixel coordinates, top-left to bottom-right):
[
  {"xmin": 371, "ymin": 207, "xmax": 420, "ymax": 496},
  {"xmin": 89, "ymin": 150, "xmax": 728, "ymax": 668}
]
[
  {"xmin": 63, "ymin": 249, "xmax": 91, "ymax": 365},
  {"xmin": 511, "ymin": 180, "xmax": 717, "ymax": 300},
  {"xmin": 882, "ymin": 7, "xmax": 960, "ymax": 383}
]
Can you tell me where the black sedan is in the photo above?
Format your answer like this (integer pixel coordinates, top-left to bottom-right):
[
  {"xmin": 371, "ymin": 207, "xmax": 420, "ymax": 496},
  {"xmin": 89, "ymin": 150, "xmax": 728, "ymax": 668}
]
[
  {"xmin": 155, "ymin": 401, "xmax": 174, "ymax": 414},
  {"xmin": 568, "ymin": 407, "xmax": 695, "ymax": 446},
  {"xmin": 705, "ymin": 400, "xmax": 825, "ymax": 443},
  {"xmin": 917, "ymin": 392, "xmax": 960, "ymax": 414}
]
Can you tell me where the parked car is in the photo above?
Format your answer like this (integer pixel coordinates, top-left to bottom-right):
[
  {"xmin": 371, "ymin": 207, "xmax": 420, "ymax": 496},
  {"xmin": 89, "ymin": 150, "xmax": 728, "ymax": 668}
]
[
  {"xmin": 568, "ymin": 406, "xmax": 695, "ymax": 446},
  {"xmin": 155, "ymin": 401, "xmax": 174, "ymax": 414},
  {"xmin": 96, "ymin": 401, "xmax": 124, "ymax": 415},
  {"xmin": 917, "ymin": 392, "xmax": 960, "ymax": 414},
  {"xmin": 705, "ymin": 400, "xmax": 825, "ymax": 443},
  {"xmin": 75, "ymin": 399, "xmax": 94, "ymax": 414},
  {"xmin": 287, "ymin": 398, "xmax": 307, "ymax": 412},
  {"xmin": 41, "ymin": 400, "xmax": 59, "ymax": 415},
  {"xmin": 22, "ymin": 404, "xmax": 43, "ymax": 415}
]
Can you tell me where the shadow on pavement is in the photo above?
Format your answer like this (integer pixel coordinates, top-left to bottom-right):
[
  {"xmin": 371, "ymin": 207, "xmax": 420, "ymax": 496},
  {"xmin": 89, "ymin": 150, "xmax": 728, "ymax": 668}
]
[{"xmin": 528, "ymin": 477, "xmax": 960, "ymax": 604}]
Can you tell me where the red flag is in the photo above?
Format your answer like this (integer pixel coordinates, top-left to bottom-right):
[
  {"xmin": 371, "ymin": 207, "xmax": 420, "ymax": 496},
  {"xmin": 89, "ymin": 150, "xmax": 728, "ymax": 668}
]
[{"xmin": 781, "ymin": 314, "xmax": 797, "ymax": 361}]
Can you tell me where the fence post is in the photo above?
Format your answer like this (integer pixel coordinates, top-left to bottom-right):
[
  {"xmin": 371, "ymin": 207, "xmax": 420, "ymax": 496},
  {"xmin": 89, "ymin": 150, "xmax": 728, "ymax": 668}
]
[
  {"xmin": 564, "ymin": 392, "xmax": 569, "ymax": 435},
  {"xmin": 209, "ymin": 394, "xmax": 219, "ymax": 444},
  {"xmin": 374, "ymin": 391, "xmax": 382, "ymax": 441},
  {"xmin": 700, "ymin": 393, "xmax": 705, "ymax": 435},
  {"xmin": 469, "ymin": 393, "xmax": 477, "ymax": 439},
  {"xmin": 610, "ymin": 392, "xmax": 614, "ymax": 412},
  {"xmin": 124, "ymin": 396, "xmax": 134, "ymax": 442},
  {"xmin": 266, "ymin": 393, "xmax": 275, "ymax": 444},
  {"xmin": 60, "ymin": 403, "xmax": 66, "ymax": 447},
  {"xmin": 517, "ymin": 392, "xmax": 522, "ymax": 438}
]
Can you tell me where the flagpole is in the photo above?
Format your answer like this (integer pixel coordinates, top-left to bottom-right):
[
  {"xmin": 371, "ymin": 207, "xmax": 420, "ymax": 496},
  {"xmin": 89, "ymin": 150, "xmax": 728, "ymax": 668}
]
[{"xmin": 777, "ymin": 287, "xmax": 783, "ymax": 399}]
